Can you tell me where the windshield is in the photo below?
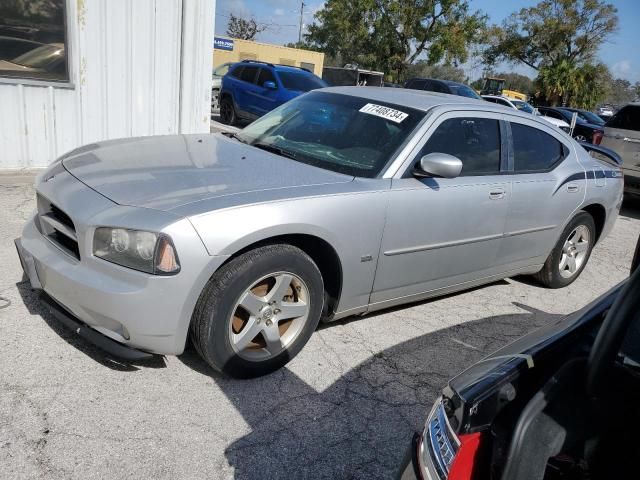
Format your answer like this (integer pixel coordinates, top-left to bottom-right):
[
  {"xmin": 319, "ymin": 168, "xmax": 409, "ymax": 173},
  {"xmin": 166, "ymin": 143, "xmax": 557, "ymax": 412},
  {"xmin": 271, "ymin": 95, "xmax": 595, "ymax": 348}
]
[
  {"xmin": 277, "ymin": 71, "xmax": 327, "ymax": 92},
  {"xmin": 235, "ymin": 91, "xmax": 425, "ymax": 177},
  {"xmin": 449, "ymin": 85, "xmax": 482, "ymax": 100},
  {"xmin": 10, "ymin": 44, "xmax": 64, "ymax": 69},
  {"xmin": 512, "ymin": 100, "xmax": 535, "ymax": 114}
]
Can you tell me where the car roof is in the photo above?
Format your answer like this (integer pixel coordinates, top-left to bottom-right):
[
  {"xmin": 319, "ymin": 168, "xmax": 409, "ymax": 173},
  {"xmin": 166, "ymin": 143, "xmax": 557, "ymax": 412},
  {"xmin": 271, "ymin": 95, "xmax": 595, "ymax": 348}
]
[
  {"xmin": 319, "ymin": 86, "xmax": 552, "ymax": 122},
  {"xmin": 273, "ymin": 64, "xmax": 312, "ymax": 74}
]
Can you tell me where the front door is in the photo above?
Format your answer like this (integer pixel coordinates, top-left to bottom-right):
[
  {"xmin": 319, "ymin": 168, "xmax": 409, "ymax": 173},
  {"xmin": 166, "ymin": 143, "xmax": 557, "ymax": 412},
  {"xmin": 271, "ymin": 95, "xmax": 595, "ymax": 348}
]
[
  {"xmin": 249, "ymin": 68, "xmax": 281, "ymax": 117},
  {"xmin": 371, "ymin": 112, "xmax": 511, "ymax": 306}
]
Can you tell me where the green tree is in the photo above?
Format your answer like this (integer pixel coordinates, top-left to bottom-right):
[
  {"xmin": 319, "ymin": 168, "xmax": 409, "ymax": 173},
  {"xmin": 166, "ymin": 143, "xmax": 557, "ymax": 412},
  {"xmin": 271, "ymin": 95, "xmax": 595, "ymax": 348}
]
[
  {"xmin": 605, "ymin": 78, "xmax": 636, "ymax": 105},
  {"xmin": 484, "ymin": 0, "xmax": 618, "ymax": 71},
  {"xmin": 404, "ymin": 61, "xmax": 467, "ymax": 83},
  {"xmin": 226, "ymin": 14, "xmax": 267, "ymax": 41},
  {"xmin": 306, "ymin": 0, "xmax": 486, "ymax": 81}
]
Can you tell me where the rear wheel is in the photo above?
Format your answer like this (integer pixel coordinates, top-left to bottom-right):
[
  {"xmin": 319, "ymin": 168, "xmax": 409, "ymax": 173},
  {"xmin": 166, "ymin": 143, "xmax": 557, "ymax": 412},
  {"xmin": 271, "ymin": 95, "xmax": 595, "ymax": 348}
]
[
  {"xmin": 533, "ymin": 211, "xmax": 596, "ymax": 288},
  {"xmin": 190, "ymin": 244, "xmax": 324, "ymax": 378},
  {"xmin": 219, "ymin": 96, "xmax": 237, "ymax": 125}
]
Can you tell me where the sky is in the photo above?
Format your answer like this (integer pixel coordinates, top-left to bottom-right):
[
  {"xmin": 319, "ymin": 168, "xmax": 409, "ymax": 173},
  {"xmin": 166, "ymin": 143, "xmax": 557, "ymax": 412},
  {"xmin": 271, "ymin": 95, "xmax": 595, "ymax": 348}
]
[{"xmin": 214, "ymin": 0, "xmax": 640, "ymax": 83}]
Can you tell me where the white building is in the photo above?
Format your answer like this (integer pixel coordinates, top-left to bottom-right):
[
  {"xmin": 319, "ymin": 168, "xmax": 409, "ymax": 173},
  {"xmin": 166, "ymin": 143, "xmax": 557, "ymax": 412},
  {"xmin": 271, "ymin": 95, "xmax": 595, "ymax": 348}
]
[{"xmin": 0, "ymin": 0, "xmax": 216, "ymax": 170}]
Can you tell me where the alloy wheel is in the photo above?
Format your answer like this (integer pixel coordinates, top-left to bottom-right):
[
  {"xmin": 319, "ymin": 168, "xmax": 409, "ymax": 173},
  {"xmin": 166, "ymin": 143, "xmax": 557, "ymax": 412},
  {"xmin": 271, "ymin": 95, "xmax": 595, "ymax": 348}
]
[
  {"xmin": 228, "ymin": 272, "xmax": 310, "ymax": 361},
  {"xmin": 559, "ymin": 225, "xmax": 590, "ymax": 278}
]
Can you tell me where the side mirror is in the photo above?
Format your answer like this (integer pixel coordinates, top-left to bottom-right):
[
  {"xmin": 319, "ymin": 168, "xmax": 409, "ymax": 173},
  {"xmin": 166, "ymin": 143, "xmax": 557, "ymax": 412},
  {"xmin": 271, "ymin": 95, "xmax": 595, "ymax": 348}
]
[
  {"xmin": 414, "ymin": 153, "xmax": 463, "ymax": 179},
  {"xmin": 263, "ymin": 81, "xmax": 277, "ymax": 89}
]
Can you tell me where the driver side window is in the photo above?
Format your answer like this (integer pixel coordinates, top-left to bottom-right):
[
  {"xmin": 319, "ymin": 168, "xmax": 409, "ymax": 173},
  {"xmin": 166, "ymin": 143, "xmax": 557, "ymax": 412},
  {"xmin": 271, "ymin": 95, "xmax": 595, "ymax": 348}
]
[{"xmin": 415, "ymin": 117, "xmax": 502, "ymax": 176}]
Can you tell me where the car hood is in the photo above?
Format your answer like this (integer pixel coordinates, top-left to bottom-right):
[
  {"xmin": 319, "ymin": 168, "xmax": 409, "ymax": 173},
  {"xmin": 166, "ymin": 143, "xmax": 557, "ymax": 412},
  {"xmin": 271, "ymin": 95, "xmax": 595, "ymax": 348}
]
[{"xmin": 61, "ymin": 133, "xmax": 354, "ymax": 211}]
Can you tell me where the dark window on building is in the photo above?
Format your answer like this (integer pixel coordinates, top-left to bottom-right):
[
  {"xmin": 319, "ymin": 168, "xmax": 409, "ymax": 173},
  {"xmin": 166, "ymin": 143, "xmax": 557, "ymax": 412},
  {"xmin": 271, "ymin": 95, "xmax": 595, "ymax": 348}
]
[
  {"xmin": 606, "ymin": 105, "xmax": 640, "ymax": 131},
  {"xmin": 239, "ymin": 66, "xmax": 259, "ymax": 84},
  {"xmin": 300, "ymin": 62, "xmax": 315, "ymax": 72},
  {"xmin": 418, "ymin": 117, "xmax": 502, "ymax": 176},
  {"xmin": 511, "ymin": 123, "xmax": 567, "ymax": 172},
  {"xmin": 257, "ymin": 68, "xmax": 276, "ymax": 87},
  {"xmin": 0, "ymin": 0, "xmax": 68, "ymax": 82}
]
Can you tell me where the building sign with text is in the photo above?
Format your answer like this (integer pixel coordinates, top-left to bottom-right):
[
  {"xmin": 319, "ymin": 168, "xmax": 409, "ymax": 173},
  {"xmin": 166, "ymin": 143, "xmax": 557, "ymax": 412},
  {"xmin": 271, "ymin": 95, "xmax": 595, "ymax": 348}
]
[{"xmin": 214, "ymin": 37, "xmax": 234, "ymax": 51}]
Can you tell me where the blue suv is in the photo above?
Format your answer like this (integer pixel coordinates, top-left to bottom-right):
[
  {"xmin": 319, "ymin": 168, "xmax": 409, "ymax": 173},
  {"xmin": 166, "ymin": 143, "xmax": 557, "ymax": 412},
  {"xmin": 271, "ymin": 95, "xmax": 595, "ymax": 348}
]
[{"xmin": 219, "ymin": 60, "xmax": 327, "ymax": 125}]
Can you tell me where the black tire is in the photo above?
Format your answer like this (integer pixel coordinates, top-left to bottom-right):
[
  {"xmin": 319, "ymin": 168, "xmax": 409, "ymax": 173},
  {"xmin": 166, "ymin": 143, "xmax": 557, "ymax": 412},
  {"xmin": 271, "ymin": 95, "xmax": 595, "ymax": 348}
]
[
  {"xmin": 532, "ymin": 211, "xmax": 596, "ymax": 288},
  {"xmin": 219, "ymin": 96, "xmax": 237, "ymax": 125},
  {"xmin": 190, "ymin": 244, "xmax": 324, "ymax": 378}
]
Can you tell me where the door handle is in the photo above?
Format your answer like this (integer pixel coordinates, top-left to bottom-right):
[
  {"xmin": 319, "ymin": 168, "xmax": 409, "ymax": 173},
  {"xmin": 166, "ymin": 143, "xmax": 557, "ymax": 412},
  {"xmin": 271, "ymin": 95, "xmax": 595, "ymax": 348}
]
[
  {"xmin": 489, "ymin": 189, "xmax": 505, "ymax": 200},
  {"xmin": 567, "ymin": 184, "xmax": 579, "ymax": 193}
]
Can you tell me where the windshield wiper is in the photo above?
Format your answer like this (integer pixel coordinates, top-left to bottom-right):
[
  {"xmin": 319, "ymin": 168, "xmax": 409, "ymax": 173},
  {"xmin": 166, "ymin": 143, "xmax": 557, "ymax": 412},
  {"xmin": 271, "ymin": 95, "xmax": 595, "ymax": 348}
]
[
  {"xmin": 252, "ymin": 142, "xmax": 297, "ymax": 160},
  {"xmin": 221, "ymin": 131, "xmax": 248, "ymax": 144}
]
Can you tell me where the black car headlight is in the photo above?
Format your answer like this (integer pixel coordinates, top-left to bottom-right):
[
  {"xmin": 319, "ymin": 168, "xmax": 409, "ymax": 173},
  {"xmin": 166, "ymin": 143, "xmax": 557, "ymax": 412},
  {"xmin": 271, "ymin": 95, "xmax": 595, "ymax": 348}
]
[{"xmin": 93, "ymin": 227, "xmax": 180, "ymax": 275}]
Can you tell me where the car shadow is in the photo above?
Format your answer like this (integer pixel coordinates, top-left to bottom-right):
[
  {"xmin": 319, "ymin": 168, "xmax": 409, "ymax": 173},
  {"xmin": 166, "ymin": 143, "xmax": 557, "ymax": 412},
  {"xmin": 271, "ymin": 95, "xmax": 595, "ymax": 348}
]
[
  {"xmin": 178, "ymin": 302, "xmax": 562, "ymax": 479},
  {"xmin": 15, "ymin": 280, "xmax": 167, "ymax": 371},
  {"xmin": 621, "ymin": 195, "xmax": 640, "ymax": 221}
]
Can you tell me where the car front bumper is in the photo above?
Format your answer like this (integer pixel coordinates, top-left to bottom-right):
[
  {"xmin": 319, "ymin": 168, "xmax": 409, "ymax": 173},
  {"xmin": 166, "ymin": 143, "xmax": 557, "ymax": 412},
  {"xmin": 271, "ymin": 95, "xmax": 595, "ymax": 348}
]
[{"xmin": 16, "ymin": 170, "xmax": 228, "ymax": 356}]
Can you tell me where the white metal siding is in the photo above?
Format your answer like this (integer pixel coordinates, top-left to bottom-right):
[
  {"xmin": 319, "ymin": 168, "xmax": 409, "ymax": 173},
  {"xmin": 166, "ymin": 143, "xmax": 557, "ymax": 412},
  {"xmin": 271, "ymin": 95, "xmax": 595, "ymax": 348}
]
[{"xmin": 0, "ymin": 0, "xmax": 215, "ymax": 169}]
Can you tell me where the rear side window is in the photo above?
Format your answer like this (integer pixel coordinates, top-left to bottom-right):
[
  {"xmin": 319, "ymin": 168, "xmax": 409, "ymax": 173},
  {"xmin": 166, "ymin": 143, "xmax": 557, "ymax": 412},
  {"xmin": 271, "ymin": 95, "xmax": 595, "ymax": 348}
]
[
  {"xmin": 278, "ymin": 71, "xmax": 326, "ymax": 92},
  {"xmin": 405, "ymin": 79, "xmax": 426, "ymax": 89},
  {"xmin": 607, "ymin": 105, "xmax": 640, "ymax": 131},
  {"xmin": 239, "ymin": 66, "xmax": 259, "ymax": 84},
  {"xmin": 511, "ymin": 123, "xmax": 567, "ymax": 172},
  {"xmin": 418, "ymin": 117, "xmax": 501, "ymax": 176},
  {"xmin": 425, "ymin": 81, "xmax": 449, "ymax": 94},
  {"xmin": 257, "ymin": 68, "xmax": 276, "ymax": 87}
]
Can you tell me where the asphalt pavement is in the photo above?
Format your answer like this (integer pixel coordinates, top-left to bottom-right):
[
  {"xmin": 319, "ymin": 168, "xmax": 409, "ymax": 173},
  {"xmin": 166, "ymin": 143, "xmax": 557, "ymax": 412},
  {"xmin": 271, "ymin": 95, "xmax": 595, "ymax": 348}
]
[{"xmin": 1, "ymin": 178, "xmax": 639, "ymax": 479}]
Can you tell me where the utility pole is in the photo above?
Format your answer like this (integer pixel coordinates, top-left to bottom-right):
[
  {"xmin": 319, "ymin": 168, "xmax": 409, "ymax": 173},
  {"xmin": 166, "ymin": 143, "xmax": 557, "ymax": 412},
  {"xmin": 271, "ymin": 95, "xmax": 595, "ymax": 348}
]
[{"xmin": 298, "ymin": 1, "xmax": 305, "ymax": 44}]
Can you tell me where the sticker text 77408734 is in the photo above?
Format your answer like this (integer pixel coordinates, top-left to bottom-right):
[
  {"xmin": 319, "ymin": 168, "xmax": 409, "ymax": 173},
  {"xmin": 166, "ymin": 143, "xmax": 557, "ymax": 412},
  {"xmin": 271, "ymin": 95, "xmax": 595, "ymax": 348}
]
[{"xmin": 359, "ymin": 103, "xmax": 409, "ymax": 123}]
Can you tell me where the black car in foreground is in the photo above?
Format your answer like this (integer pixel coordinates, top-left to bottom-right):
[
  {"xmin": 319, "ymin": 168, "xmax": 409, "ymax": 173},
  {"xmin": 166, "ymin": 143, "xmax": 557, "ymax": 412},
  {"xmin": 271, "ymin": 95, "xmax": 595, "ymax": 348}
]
[
  {"xmin": 537, "ymin": 107, "xmax": 605, "ymax": 144},
  {"xmin": 400, "ymin": 232, "xmax": 640, "ymax": 480}
]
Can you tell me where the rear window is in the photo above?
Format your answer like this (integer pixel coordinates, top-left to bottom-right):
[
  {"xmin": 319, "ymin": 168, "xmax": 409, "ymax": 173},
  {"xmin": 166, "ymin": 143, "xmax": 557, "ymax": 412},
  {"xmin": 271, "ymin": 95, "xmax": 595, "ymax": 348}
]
[
  {"xmin": 511, "ymin": 123, "xmax": 567, "ymax": 172},
  {"xmin": 278, "ymin": 71, "xmax": 326, "ymax": 92},
  {"xmin": 606, "ymin": 105, "xmax": 640, "ymax": 131},
  {"xmin": 449, "ymin": 85, "xmax": 482, "ymax": 100}
]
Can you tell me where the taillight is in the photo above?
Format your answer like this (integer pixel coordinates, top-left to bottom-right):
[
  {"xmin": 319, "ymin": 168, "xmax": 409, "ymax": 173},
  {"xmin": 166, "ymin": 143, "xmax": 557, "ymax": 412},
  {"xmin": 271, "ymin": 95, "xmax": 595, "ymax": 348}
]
[
  {"xmin": 419, "ymin": 398, "xmax": 484, "ymax": 480},
  {"xmin": 448, "ymin": 433, "xmax": 482, "ymax": 480},
  {"xmin": 592, "ymin": 130, "xmax": 603, "ymax": 145}
]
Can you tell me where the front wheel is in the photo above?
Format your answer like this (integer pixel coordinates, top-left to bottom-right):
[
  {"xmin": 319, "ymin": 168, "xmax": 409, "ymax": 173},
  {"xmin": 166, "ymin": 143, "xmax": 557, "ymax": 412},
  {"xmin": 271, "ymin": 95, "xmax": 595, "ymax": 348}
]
[
  {"xmin": 532, "ymin": 211, "xmax": 596, "ymax": 288},
  {"xmin": 190, "ymin": 244, "xmax": 324, "ymax": 378}
]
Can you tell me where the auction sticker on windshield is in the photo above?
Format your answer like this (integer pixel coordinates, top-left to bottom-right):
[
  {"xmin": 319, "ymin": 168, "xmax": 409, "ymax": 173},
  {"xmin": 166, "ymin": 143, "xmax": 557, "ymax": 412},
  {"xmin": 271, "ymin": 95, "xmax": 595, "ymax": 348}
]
[{"xmin": 359, "ymin": 103, "xmax": 408, "ymax": 123}]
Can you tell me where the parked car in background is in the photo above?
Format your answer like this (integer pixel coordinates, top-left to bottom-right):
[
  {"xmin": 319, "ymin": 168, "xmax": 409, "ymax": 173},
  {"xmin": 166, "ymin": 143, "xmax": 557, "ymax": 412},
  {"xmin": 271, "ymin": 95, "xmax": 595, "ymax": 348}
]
[
  {"xmin": 597, "ymin": 104, "xmax": 615, "ymax": 120},
  {"xmin": 404, "ymin": 77, "xmax": 482, "ymax": 100},
  {"xmin": 400, "ymin": 230, "xmax": 639, "ymax": 480},
  {"xmin": 601, "ymin": 103, "xmax": 640, "ymax": 195},
  {"xmin": 15, "ymin": 88, "xmax": 623, "ymax": 379},
  {"xmin": 482, "ymin": 95, "xmax": 571, "ymax": 133},
  {"xmin": 0, "ymin": 42, "xmax": 66, "ymax": 80},
  {"xmin": 211, "ymin": 62, "xmax": 234, "ymax": 114},
  {"xmin": 219, "ymin": 60, "xmax": 327, "ymax": 125},
  {"xmin": 0, "ymin": 36, "xmax": 42, "ymax": 61},
  {"xmin": 537, "ymin": 106, "xmax": 604, "ymax": 143}
]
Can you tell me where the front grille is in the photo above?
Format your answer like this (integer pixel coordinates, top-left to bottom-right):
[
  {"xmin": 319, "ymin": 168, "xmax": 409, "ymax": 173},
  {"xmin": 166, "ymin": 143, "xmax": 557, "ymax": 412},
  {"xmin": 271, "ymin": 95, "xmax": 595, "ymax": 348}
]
[{"xmin": 37, "ymin": 194, "xmax": 80, "ymax": 260}]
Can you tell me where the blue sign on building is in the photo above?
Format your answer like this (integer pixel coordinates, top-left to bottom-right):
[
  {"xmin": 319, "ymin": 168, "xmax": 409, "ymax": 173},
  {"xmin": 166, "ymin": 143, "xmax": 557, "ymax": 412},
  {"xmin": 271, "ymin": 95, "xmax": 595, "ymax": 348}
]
[{"xmin": 214, "ymin": 37, "xmax": 234, "ymax": 51}]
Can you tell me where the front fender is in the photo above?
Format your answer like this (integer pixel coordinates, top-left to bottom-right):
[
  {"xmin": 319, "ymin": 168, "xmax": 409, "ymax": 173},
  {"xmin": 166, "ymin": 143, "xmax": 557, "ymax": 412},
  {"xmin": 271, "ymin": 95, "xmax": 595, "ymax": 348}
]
[{"xmin": 189, "ymin": 192, "xmax": 389, "ymax": 314}]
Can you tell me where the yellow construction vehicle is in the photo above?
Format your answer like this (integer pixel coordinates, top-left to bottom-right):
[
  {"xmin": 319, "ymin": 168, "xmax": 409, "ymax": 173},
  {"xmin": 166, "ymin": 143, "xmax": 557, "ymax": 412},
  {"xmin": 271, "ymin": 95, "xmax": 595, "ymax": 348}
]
[{"xmin": 480, "ymin": 77, "xmax": 528, "ymax": 101}]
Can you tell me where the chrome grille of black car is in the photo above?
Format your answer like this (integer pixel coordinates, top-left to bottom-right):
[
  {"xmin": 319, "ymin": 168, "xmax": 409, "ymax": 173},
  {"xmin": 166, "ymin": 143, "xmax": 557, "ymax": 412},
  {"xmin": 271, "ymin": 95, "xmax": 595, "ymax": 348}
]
[{"xmin": 37, "ymin": 194, "xmax": 80, "ymax": 260}]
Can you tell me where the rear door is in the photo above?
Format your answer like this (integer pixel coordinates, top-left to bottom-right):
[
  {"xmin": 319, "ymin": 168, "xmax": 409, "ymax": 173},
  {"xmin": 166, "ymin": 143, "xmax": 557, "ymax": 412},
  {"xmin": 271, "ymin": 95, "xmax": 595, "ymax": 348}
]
[
  {"xmin": 601, "ymin": 105, "xmax": 640, "ymax": 188},
  {"xmin": 501, "ymin": 117, "xmax": 583, "ymax": 268}
]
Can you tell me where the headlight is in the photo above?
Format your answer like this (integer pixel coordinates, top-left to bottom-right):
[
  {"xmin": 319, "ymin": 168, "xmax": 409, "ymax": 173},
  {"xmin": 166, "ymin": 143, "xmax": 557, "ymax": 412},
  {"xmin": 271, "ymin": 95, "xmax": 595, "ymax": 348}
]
[{"xmin": 93, "ymin": 227, "xmax": 180, "ymax": 275}]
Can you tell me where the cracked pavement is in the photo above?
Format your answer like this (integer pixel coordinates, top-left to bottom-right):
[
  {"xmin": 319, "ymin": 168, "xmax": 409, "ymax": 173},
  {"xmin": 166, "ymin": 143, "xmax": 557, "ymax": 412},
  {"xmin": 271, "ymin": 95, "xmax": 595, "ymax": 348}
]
[{"xmin": 1, "ymin": 179, "xmax": 639, "ymax": 479}]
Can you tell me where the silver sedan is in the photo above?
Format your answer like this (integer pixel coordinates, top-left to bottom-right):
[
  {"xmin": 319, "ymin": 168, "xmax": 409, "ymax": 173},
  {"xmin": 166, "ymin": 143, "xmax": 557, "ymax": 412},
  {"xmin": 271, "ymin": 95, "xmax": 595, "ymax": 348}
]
[{"xmin": 16, "ymin": 87, "xmax": 624, "ymax": 377}]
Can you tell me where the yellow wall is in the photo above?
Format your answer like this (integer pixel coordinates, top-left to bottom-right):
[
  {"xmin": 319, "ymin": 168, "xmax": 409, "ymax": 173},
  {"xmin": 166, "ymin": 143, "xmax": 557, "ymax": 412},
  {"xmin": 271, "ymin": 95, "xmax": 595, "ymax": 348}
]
[{"xmin": 213, "ymin": 37, "xmax": 325, "ymax": 76}]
